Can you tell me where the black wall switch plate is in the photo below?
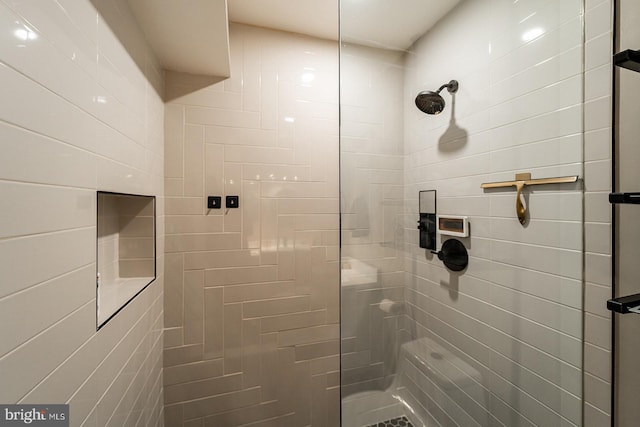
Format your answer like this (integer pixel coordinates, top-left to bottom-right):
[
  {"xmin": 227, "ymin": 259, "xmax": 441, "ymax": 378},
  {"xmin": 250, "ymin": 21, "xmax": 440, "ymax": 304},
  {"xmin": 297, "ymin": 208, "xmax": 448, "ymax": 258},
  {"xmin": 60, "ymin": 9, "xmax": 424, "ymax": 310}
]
[
  {"xmin": 207, "ymin": 196, "xmax": 222, "ymax": 209},
  {"xmin": 226, "ymin": 196, "xmax": 239, "ymax": 208}
]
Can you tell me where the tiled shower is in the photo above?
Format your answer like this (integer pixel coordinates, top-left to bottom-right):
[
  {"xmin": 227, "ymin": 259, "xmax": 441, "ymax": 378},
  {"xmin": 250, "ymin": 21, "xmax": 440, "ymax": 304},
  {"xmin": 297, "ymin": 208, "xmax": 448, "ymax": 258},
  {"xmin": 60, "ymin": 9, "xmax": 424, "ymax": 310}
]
[
  {"xmin": 162, "ymin": 24, "xmax": 340, "ymax": 426},
  {"xmin": 343, "ymin": 1, "xmax": 586, "ymax": 425},
  {"xmin": 0, "ymin": 1, "xmax": 614, "ymax": 427}
]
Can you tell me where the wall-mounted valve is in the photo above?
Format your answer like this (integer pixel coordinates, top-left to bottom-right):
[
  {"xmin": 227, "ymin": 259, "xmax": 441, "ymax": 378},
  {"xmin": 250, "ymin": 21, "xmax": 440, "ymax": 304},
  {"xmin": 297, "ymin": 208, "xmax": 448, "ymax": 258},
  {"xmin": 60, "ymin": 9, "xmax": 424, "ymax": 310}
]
[{"xmin": 431, "ymin": 238, "xmax": 468, "ymax": 272}]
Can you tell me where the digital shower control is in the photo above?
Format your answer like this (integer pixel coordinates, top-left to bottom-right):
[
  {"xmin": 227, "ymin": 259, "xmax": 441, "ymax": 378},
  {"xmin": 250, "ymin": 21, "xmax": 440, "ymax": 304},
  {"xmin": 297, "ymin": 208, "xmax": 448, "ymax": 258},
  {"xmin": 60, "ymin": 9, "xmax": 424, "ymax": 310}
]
[
  {"xmin": 437, "ymin": 215, "xmax": 469, "ymax": 237},
  {"xmin": 418, "ymin": 190, "xmax": 436, "ymax": 250}
]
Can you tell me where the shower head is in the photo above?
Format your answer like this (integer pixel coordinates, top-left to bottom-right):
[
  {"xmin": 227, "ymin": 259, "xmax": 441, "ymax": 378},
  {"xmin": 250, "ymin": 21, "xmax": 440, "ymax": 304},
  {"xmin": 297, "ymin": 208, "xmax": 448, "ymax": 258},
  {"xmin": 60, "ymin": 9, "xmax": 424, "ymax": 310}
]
[
  {"xmin": 415, "ymin": 91, "xmax": 446, "ymax": 115},
  {"xmin": 415, "ymin": 80, "xmax": 459, "ymax": 115}
]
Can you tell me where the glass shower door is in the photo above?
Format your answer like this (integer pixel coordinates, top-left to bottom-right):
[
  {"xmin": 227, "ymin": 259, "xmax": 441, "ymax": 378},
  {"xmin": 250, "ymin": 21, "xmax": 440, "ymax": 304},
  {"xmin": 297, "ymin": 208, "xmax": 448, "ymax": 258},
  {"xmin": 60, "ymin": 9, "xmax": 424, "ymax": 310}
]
[
  {"xmin": 339, "ymin": 40, "xmax": 408, "ymax": 422},
  {"xmin": 340, "ymin": 1, "xmax": 585, "ymax": 426}
]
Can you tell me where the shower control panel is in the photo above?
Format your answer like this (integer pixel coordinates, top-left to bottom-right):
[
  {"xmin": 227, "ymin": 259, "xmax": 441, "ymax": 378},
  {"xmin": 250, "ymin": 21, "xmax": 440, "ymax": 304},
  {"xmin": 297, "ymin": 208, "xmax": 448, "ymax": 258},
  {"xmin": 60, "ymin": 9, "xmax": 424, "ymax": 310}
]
[
  {"xmin": 437, "ymin": 215, "xmax": 469, "ymax": 237},
  {"xmin": 418, "ymin": 190, "xmax": 437, "ymax": 250}
]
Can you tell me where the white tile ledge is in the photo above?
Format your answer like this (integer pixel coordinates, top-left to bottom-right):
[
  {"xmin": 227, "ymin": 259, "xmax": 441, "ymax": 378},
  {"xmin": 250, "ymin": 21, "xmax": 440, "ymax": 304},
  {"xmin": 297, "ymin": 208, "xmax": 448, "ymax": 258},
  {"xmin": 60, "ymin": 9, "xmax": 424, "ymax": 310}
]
[{"xmin": 97, "ymin": 276, "xmax": 154, "ymax": 326}]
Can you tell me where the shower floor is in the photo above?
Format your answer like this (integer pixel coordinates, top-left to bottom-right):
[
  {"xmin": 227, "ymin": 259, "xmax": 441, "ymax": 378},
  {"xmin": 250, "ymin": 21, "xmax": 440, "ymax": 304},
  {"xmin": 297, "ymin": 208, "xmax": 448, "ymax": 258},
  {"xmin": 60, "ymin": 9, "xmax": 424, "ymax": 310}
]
[
  {"xmin": 342, "ymin": 389, "xmax": 436, "ymax": 427},
  {"xmin": 366, "ymin": 415, "xmax": 414, "ymax": 427}
]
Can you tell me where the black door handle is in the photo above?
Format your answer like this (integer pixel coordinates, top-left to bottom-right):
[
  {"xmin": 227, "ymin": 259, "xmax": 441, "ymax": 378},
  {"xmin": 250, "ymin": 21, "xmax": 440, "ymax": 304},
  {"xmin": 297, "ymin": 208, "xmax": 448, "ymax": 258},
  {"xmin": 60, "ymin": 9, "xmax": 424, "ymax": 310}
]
[
  {"xmin": 607, "ymin": 294, "xmax": 640, "ymax": 314},
  {"xmin": 609, "ymin": 192, "xmax": 640, "ymax": 204}
]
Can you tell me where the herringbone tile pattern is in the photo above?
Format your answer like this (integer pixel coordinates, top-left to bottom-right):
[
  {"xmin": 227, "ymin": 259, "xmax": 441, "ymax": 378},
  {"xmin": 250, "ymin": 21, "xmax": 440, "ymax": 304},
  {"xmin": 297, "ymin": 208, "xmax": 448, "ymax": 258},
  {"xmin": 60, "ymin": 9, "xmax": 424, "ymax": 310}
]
[{"xmin": 163, "ymin": 24, "xmax": 340, "ymax": 426}]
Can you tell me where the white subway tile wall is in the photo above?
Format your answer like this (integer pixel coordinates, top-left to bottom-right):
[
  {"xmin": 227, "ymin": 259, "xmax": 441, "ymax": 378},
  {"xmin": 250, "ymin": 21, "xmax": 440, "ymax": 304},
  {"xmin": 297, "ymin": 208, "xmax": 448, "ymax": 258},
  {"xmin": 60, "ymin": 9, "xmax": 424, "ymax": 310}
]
[
  {"xmin": 339, "ymin": 0, "xmax": 610, "ymax": 425},
  {"xmin": 402, "ymin": 1, "xmax": 586, "ymax": 425},
  {"xmin": 163, "ymin": 24, "xmax": 340, "ymax": 426},
  {"xmin": 0, "ymin": 0, "xmax": 164, "ymax": 426}
]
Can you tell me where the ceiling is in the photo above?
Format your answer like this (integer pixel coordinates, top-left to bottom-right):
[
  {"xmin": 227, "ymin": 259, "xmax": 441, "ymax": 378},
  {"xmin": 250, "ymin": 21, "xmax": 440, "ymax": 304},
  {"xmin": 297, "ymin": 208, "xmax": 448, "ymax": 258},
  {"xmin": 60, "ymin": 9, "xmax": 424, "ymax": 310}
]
[
  {"xmin": 125, "ymin": 0, "xmax": 461, "ymax": 77},
  {"xmin": 227, "ymin": 0, "xmax": 338, "ymax": 43},
  {"xmin": 228, "ymin": 0, "xmax": 461, "ymax": 51},
  {"xmin": 128, "ymin": 0, "xmax": 230, "ymax": 76}
]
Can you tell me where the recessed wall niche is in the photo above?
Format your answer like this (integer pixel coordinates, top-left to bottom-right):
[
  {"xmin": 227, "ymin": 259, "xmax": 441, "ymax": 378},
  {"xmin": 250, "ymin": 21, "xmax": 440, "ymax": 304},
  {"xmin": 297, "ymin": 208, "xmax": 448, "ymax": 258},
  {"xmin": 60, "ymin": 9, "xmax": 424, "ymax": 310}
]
[{"xmin": 97, "ymin": 192, "xmax": 156, "ymax": 328}]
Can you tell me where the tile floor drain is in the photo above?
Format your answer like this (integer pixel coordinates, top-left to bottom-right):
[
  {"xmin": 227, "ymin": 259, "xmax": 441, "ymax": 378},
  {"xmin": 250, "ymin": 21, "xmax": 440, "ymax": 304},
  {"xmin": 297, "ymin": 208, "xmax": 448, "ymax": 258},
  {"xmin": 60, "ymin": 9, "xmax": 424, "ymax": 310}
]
[{"xmin": 366, "ymin": 415, "xmax": 414, "ymax": 427}]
